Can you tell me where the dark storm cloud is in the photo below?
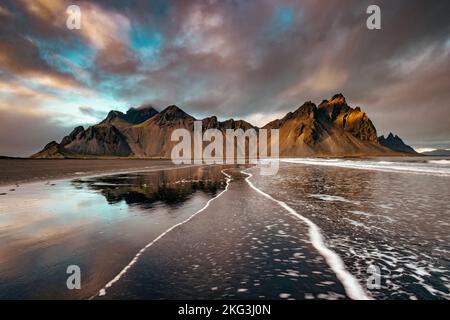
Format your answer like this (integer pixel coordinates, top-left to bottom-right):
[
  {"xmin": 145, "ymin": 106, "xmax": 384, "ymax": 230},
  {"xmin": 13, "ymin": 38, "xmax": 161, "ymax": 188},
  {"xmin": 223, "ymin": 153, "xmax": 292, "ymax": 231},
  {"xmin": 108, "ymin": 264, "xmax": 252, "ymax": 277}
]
[{"xmin": 0, "ymin": 0, "xmax": 449, "ymax": 155}]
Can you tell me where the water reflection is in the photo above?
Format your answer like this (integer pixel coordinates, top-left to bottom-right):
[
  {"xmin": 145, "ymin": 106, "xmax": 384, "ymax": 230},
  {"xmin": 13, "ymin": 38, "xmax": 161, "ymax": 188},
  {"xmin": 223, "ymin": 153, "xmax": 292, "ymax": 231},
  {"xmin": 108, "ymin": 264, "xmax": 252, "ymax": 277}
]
[
  {"xmin": 72, "ymin": 166, "xmax": 227, "ymax": 208},
  {"xmin": 0, "ymin": 165, "xmax": 227, "ymax": 299}
]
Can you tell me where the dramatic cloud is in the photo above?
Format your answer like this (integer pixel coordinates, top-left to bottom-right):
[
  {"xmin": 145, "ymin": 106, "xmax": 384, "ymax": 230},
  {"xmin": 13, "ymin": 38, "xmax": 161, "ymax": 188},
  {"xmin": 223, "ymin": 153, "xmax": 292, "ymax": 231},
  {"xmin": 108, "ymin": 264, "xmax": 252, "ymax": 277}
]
[
  {"xmin": 78, "ymin": 106, "xmax": 106, "ymax": 120},
  {"xmin": 0, "ymin": 0, "xmax": 449, "ymax": 155}
]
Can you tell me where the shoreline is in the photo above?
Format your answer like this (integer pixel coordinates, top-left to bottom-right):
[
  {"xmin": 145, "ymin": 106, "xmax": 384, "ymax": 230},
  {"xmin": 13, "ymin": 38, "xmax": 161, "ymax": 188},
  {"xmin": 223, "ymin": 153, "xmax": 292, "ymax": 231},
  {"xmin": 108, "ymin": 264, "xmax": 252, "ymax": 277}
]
[
  {"xmin": 0, "ymin": 159, "xmax": 190, "ymax": 188},
  {"xmin": 0, "ymin": 155, "xmax": 443, "ymax": 187}
]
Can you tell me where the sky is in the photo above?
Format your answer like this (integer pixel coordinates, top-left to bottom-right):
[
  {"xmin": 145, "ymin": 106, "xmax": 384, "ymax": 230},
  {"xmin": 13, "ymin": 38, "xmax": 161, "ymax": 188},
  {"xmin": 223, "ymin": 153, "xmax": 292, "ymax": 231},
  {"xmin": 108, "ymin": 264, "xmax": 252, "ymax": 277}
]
[{"xmin": 0, "ymin": 0, "xmax": 449, "ymax": 156}]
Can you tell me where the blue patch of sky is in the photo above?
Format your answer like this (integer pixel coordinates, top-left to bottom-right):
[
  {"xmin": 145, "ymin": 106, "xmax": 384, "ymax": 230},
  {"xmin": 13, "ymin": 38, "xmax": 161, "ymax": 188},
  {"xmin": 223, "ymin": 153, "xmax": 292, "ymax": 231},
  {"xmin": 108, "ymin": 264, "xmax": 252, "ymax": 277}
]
[
  {"xmin": 275, "ymin": 6, "xmax": 295, "ymax": 30},
  {"xmin": 129, "ymin": 25, "xmax": 163, "ymax": 63},
  {"xmin": 35, "ymin": 37, "xmax": 94, "ymax": 69},
  {"xmin": 95, "ymin": 75, "xmax": 147, "ymax": 108},
  {"xmin": 264, "ymin": 5, "xmax": 299, "ymax": 38},
  {"xmin": 32, "ymin": 37, "xmax": 94, "ymax": 88},
  {"xmin": 150, "ymin": 0, "xmax": 170, "ymax": 16}
]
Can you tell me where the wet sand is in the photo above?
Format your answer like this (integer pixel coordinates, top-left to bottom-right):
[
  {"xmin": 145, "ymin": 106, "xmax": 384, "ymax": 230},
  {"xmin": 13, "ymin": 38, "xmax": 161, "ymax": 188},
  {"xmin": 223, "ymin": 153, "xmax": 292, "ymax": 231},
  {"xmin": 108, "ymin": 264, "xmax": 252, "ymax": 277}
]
[
  {"xmin": 0, "ymin": 165, "xmax": 229, "ymax": 299},
  {"xmin": 0, "ymin": 159, "xmax": 181, "ymax": 186},
  {"xmin": 97, "ymin": 169, "xmax": 349, "ymax": 300},
  {"xmin": 1, "ymin": 158, "xmax": 448, "ymax": 299}
]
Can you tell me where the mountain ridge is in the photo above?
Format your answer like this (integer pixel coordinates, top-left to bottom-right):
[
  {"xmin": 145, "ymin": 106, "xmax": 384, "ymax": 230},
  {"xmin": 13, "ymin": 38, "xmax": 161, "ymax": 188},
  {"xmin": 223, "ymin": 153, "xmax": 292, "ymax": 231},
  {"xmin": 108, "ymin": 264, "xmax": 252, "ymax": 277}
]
[
  {"xmin": 378, "ymin": 133, "xmax": 418, "ymax": 154},
  {"xmin": 32, "ymin": 94, "xmax": 415, "ymax": 158},
  {"xmin": 421, "ymin": 149, "xmax": 450, "ymax": 156}
]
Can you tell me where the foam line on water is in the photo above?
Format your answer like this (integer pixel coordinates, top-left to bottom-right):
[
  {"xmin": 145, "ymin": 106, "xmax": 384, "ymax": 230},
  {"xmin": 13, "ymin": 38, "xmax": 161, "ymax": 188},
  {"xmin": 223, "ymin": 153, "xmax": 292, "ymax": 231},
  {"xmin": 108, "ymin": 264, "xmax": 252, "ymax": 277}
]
[
  {"xmin": 92, "ymin": 169, "xmax": 232, "ymax": 299},
  {"xmin": 241, "ymin": 169, "xmax": 372, "ymax": 300},
  {"xmin": 281, "ymin": 158, "xmax": 450, "ymax": 177}
]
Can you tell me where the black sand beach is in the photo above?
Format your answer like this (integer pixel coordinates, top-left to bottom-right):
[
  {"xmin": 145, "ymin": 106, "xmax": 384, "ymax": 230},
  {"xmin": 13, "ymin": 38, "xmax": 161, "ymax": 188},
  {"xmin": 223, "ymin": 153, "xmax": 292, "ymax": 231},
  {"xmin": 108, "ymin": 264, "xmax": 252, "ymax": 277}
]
[
  {"xmin": 0, "ymin": 159, "xmax": 180, "ymax": 186},
  {"xmin": 0, "ymin": 158, "xmax": 449, "ymax": 299}
]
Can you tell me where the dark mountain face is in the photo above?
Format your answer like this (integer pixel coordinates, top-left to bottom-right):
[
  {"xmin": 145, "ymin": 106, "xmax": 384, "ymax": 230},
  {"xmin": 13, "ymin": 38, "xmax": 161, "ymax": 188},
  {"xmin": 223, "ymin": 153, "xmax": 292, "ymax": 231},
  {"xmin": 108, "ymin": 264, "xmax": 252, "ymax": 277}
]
[
  {"xmin": 102, "ymin": 106, "xmax": 158, "ymax": 125},
  {"xmin": 152, "ymin": 105, "xmax": 194, "ymax": 126},
  {"xmin": 32, "ymin": 141, "xmax": 70, "ymax": 158},
  {"xmin": 378, "ymin": 133, "xmax": 418, "ymax": 154},
  {"xmin": 123, "ymin": 107, "xmax": 158, "ymax": 124},
  {"xmin": 32, "ymin": 94, "xmax": 412, "ymax": 158},
  {"xmin": 61, "ymin": 125, "xmax": 132, "ymax": 156},
  {"xmin": 202, "ymin": 116, "xmax": 256, "ymax": 132}
]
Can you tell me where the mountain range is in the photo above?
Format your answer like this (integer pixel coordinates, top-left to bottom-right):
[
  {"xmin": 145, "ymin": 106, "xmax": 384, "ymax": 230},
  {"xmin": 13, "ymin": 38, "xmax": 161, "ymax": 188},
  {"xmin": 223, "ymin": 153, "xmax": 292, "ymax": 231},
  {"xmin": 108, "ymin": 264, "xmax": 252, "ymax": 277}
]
[
  {"xmin": 32, "ymin": 94, "xmax": 416, "ymax": 158},
  {"xmin": 421, "ymin": 149, "xmax": 450, "ymax": 156},
  {"xmin": 378, "ymin": 133, "xmax": 418, "ymax": 154}
]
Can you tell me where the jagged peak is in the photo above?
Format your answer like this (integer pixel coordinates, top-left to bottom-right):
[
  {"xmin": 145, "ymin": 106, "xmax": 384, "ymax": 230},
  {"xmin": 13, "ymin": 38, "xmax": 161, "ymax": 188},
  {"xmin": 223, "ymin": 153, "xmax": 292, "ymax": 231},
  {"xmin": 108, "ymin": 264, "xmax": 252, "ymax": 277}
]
[
  {"xmin": 378, "ymin": 132, "xmax": 417, "ymax": 154},
  {"xmin": 293, "ymin": 101, "xmax": 317, "ymax": 113},
  {"xmin": 330, "ymin": 93, "xmax": 346, "ymax": 103},
  {"xmin": 153, "ymin": 105, "xmax": 194, "ymax": 125},
  {"xmin": 319, "ymin": 99, "xmax": 329, "ymax": 106},
  {"xmin": 60, "ymin": 126, "xmax": 85, "ymax": 146},
  {"xmin": 102, "ymin": 105, "xmax": 158, "ymax": 125},
  {"xmin": 44, "ymin": 141, "xmax": 59, "ymax": 149},
  {"xmin": 131, "ymin": 102, "xmax": 157, "ymax": 112},
  {"xmin": 160, "ymin": 105, "xmax": 192, "ymax": 118},
  {"xmin": 72, "ymin": 125, "xmax": 85, "ymax": 133},
  {"xmin": 379, "ymin": 132, "xmax": 406, "ymax": 143},
  {"xmin": 382, "ymin": 132, "xmax": 402, "ymax": 141},
  {"xmin": 124, "ymin": 105, "xmax": 158, "ymax": 124},
  {"xmin": 220, "ymin": 118, "xmax": 255, "ymax": 130},
  {"xmin": 280, "ymin": 101, "xmax": 316, "ymax": 121},
  {"xmin": 202, "ymin": 115, "xmax": 218, "ymax": 124},
  {"xmin": 103, "ymin": 110, "xmax": 124, "ymax": 122},
  {"xmin": 126, "ymin": 104, "xmax": 158, "ymax": 116}
]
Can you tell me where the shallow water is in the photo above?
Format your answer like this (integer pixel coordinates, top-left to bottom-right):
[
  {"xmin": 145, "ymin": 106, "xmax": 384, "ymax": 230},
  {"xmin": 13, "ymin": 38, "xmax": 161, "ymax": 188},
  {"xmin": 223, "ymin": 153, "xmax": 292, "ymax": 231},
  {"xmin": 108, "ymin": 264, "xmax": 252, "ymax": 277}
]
[
  {"xmin": 0, "ymin": 158, "xmax": 449, "ymax": 300},
  {"xmin": 0, "ymin": 166, "xmax": 226, "ymax": 299},
  {"xmin": 250, "ymin": 157, "xmax": 450, "ymax": 299}
]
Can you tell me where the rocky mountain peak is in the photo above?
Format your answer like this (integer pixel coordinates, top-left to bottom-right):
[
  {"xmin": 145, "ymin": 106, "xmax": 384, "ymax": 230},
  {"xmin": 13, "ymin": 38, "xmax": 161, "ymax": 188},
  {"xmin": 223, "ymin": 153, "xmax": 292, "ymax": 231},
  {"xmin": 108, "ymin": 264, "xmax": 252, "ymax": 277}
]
[
  {"xmin": 60, "ymin": 126, "xmax": 85, "ymax": 146},
  {"xmin": 387, "ymin": 132, "xmax": 395, "ymax": 139},
  {"xmin": 292, "ymin": 101, "xmax": 317, "ymax": 117},
  {"xmin": 123, "ymin": 106, "xmax": 158, "ymax": 124},
  {"xmin": 220, "ymin": 118, "xmax": 255, "ymax": 130},
  {"xmin": 378, "ymin": 132, "xmax": 417, "ymax": 154},
  {"xmin": 202, "ymin": 116, "xmax": 219, "ymax": 129},
  {"xmin": 102, "ymin": 106, "xmax": 158, "ymax": 125},
  {"xmin": 328, "ymin": 93, "xmax": 347, "ymax": 106},
  {"xmin": 154, "ymin": 105, "xmax": 194, "ymax": 125},
  {"xmin": 32, "ymin": 95, "xmax": 415, "ymax": 158}
]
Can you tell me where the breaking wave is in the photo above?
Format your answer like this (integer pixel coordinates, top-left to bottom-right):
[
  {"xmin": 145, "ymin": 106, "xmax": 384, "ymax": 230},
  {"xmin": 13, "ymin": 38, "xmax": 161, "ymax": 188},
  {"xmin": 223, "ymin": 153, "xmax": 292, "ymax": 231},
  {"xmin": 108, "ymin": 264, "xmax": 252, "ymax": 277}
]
[{"xmin": 281, "ymin": 158, "xmax": 450, "ymax": 177}]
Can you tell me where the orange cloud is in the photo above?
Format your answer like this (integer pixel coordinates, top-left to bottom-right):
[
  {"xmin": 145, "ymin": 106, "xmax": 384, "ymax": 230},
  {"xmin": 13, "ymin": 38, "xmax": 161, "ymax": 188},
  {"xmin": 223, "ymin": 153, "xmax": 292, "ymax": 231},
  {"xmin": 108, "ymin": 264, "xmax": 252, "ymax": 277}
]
[{"xmin": 0, "ymin": 79, "xmax": 55, "ymax": 102}]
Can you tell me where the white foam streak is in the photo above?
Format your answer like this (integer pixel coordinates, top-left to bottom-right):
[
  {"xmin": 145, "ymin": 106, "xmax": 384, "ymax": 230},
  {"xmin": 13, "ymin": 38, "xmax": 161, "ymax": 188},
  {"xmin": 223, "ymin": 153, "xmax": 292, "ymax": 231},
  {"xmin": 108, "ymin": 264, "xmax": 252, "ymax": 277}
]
[
  {"xmin": 428, "ymin": 159, "xmax": 450, "ymax": 165},
  {"xmin": 241, "ymin": 170, "xmax": 372, "ymax": 300},
  {"xmin": 282, "ymin": 158, "xmax": 450, "ymax": 176},
  {"xmin": 93, "ymin": 170, "xmax": 231, "ymax": 299}
]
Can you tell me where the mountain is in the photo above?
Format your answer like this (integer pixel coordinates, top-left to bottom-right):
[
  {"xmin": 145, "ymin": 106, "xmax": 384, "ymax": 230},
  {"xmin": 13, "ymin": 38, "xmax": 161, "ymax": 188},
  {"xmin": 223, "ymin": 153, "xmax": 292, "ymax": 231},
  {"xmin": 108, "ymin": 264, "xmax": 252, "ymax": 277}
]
[
  {"xmin": 378, "ymin": 133, "xmax": 418, "ymax": 154},
  {"xmin": 32, "ymin": 94, "xmax": 410, "ymax": 158},
  {"xmin": 421, "ymin": 149, "xmax": 450, "ymax": 156},
  {"xmin": 32, "ymin": 141, "xmax": 76, "ymax": 158},
  {"xmin": 32, "ymin": 105, "xmax": 256, "ymax": 158},
  {"xmin": 264, "ymin": 94, "xmax": 394, "ymax": 156},
  {"xmin": 102, "ymin": 105, "xmax": 158, "ymax": 125}
]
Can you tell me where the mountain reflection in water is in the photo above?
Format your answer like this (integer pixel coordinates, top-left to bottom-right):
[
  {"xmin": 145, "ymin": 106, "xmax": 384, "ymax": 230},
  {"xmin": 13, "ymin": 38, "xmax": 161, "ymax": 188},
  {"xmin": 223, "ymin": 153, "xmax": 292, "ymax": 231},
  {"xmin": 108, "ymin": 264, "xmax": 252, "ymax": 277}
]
[
  {"xmin": 71, "ymin": 166, "xmax": 227, "ymax": 208},
  {"xmin": 0, "ymin": 165, "xmax": 228, "ymax": 299}
]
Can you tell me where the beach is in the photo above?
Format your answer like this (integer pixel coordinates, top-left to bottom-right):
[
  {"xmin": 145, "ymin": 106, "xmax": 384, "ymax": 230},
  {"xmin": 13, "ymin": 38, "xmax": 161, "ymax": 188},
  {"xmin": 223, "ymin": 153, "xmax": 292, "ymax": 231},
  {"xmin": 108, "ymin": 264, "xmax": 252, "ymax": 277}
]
[
  {"xmin": 0, "ymin": 159, "xmax": 181, "ymax": 187},
  {"xmin": 0, "ymin": 158, "xmax": 449, "ymax": 299}
]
